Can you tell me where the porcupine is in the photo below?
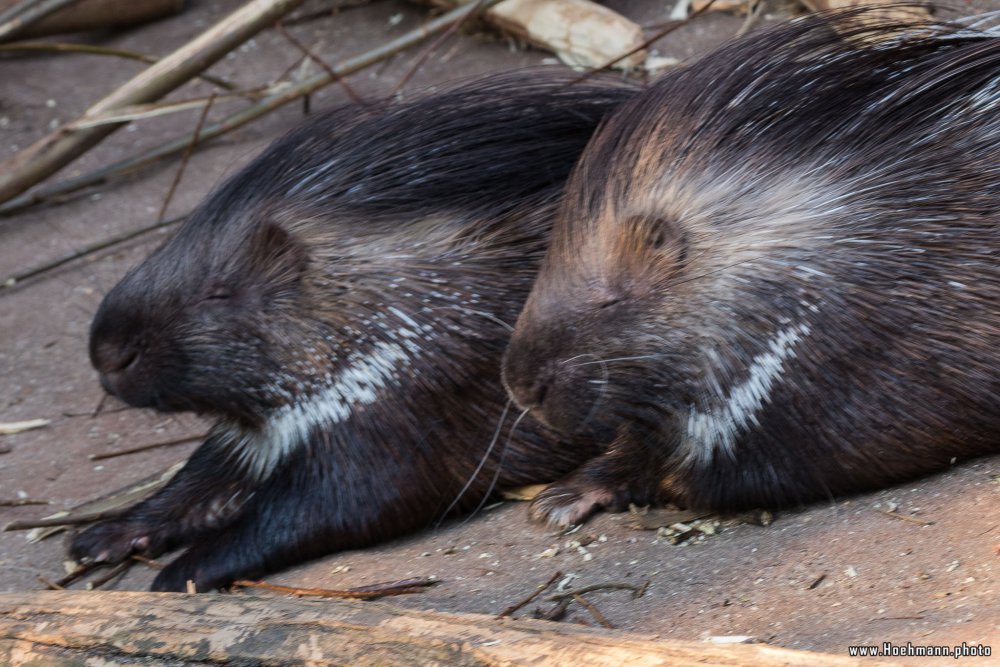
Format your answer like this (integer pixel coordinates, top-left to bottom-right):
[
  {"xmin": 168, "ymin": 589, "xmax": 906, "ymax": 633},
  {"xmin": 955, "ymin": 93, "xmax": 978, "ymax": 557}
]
[
  {"xmin": 72, "ymin": 71, "xmax": 638, "ymax": 591},
  {"xmin": 502, "ymin": 11, "xmax": 1000, "ymax": 526}
]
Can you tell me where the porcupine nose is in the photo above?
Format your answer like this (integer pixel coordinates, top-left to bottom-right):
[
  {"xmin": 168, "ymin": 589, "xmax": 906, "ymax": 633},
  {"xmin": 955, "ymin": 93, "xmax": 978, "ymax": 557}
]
[
  {"xmin": 88, "ymin": 294, "xmax": 157, "ymax": 408},
  {"xmin": 503, "ymin": 358, "xmax": 552, "ymax": 412},
  {"xmin": 503, "ymin": 325, "xmax": 600, "ymax": 435},
  {"xmin": 91, "ymin": 339, "xmax": 141, "ymax": 400}
]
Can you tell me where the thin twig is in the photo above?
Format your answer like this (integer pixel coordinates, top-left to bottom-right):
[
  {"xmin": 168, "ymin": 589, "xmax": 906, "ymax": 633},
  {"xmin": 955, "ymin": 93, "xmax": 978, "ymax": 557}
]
[
  {"xmin": 68, "ymin": 90, "xmax": 274, "ymax": 130},
  {"xmin": 2, "ymin": 216, "xmax": 183, "ymax": 289},
  {"xmin": 53, "ymin": 561, "xmax": 101, "ymax": 588},
  {"xmin": 86, "ymin": 559, "xmax": 134, "ymax": 589},
  {"xmin": 0, "ymin": 0, "xmax": 79, "ymax": 42},
  {"xmin": 275, "ymin": 22, "xmax": 366, "ymax": 105},
  {"xmin": 90, "ymin": 393, "xmax": 110, "ymax": 418},
  {"xmin": 571, "ymin": 593, "xmax": 615, "ymax": 629},
  {"xmin": 536, "ymin": 597, "xmax": 572, "ymax": 621},
  {"xmin": 0, "ymin": 498, "xmax": 50, "ymax": 506},
  {"xmin": 390, "ymin": 0, "xmax": 490, "ymax": 96},
  {"xmin": 285, "ymin": 0, "xmax": 372, "ymax": 24},
  {"xmin": 5, "ymin": 509, "xmax": 122, "ymax": 531},
  {"xmin": 131, "ymin": 554, "xmax": 165, "ymax": 570},
  {"xmin": 497, "ymin": 570, "xmax": 562, "ymax": 619},
  {"xmin": 62, "ymin": 404, "xmax": 130, "ymax": 418},
  {"xmin": 232, "ymin": 577, "xmax": 438, "ymax": 599},
  {"xmin": 89, "ymin": 434, "xmax": 203, "ymax": 461},
  {"xmin": 158, "ymin": 94, "xmax": 216, "ymax": 222},
  {"xmin": 37, "ymin": 574, "xmax": 65, "ymax": 590},
  {"xmin": 547, "ymin": 581, "xmax": 647, "ymax": 601},
  {"xmin": 569, "ymin": 0, "xmax": 719, "ymax": 86},
  {"xmin": 0, "ymin": 41, "xmax": 237, "ymax": 90},
  {"xmin": 875, "ymin": 508, "xmax": 934, "ymax": 526},
  {"xmin": 734, "ymin": 0, "xmax": 764, "ymax": 38},
  {"xmin": 0, "ymin": 0, "xmax": 504, "ymax": 217}
]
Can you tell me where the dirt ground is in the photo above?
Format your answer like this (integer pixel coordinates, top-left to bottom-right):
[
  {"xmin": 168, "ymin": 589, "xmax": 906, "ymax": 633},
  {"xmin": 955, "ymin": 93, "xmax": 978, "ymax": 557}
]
[{"xmin": 0, "ymin": 0, "xmax": 997, "ymax": 663}]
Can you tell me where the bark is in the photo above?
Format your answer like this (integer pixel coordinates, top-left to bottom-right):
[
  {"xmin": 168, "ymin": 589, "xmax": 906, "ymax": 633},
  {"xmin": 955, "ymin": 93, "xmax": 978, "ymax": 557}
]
[{"xmin": 0, "ymin": 590, "xmax": 902, "ymax": 666}]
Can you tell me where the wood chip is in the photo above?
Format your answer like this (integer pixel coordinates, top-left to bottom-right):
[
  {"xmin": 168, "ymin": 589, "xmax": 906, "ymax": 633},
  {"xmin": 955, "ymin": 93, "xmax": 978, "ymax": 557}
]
[
  {"xmin": 501, "ymin": 484, "xmax": 547, "ymax": 501},
  {"xmin": 0, "ymin": 419, "xmax": 50, "ymax": 435},
  {"xmin": 799, "ymin": 0, "xmax": 931, "ymax": 31},
  {"xmin": 427, "ymin": 0, "xmax": 646, "ymax": 69}
]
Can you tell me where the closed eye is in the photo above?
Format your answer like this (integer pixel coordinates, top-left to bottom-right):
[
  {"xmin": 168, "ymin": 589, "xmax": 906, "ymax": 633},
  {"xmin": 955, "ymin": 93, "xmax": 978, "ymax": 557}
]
[{"xmin": 203, "ymin": 287, "xmax": 233, "ymax": 303}]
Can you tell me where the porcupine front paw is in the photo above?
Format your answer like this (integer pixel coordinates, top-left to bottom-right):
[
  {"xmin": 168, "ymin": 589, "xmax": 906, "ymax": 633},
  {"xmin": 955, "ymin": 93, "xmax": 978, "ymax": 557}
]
[
  {"xmin": 528, "ymin": 448, "xmax": 661, "ymax": 528},
  {"xmin": 529, "ymin": 480, "xmax": 617, "ymax": 527},
  {"xmin": 70, "ymin": 519, "xmax": 163, "ymax": 564},
  {"xmin": 151, "ymin": 546, "xmax": 249, "ymax": 592}
]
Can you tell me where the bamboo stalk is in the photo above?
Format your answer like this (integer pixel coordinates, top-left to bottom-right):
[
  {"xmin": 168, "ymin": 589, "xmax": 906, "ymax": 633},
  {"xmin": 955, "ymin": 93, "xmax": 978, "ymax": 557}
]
[
  {"xmin": 0, "ymin": 0, "xmax": 185, "ymax": 41},
  {"xmin": 0, "ymin": 0, "xmax": 503, "ymax": 216},
  {"xmin": 0, "ymin": 41, "xmax": 237, "ymax": 90},
  {"xmin": 0, "ymin": 0, "xmax": 79, "ymax": 42},
  {"xmin": 0, "ymin": 0, "xmax": 307, "ymax": 205}
]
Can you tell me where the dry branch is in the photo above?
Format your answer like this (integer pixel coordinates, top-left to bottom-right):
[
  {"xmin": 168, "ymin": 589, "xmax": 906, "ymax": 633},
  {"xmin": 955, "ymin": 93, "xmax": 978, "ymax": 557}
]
[
  {"xmin": 0, "ymin": 0, "xmax": 184, "ymax": 41},
  {"xmin": 89, "ymin": 433, "xmax": 203, "ymax": 460},
  {"xmin": 0, "ymin": 0, "xmax": 505, "ymax": 217},
  {"xmin": 0, "ymin": 591, "xmax": 904, "ymax": 666},
  {"xmin": 2, "ymin": 215, "xmax": 181, "ymax": 288},
  {"xmin": 0, "ymin": 40, "xmax": 238, "ymax": 90},
  {"xmin": 427, "ymin": 0, "xmax": 645, "ymax": 69},
  {"xmin": 5, "ymin": 462, "xmax": 182, "ymax": 539},
  {"xmin": 0, "ymin": 0, "xmax": 82, "ymax": 42},
  {"xmin": 0, "ymin": 0, "xmax": 307, "ymax": 205}
]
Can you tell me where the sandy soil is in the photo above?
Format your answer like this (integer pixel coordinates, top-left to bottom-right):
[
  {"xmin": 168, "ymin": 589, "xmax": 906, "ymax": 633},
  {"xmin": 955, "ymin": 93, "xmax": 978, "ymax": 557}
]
[{"xmin": 1, "ymin": 0, "xmax": 997, "ymax": 664}]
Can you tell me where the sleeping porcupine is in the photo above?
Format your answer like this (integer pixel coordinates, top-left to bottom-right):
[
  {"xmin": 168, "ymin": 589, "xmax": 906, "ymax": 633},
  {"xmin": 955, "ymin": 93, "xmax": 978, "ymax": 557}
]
[
  {"xmin": 503, "ymin": 11, "xmax": 1000, "ymax": 526},
  {"xmin": 73, "ymin": 71, "xmax": 637, "ymax": 591}
]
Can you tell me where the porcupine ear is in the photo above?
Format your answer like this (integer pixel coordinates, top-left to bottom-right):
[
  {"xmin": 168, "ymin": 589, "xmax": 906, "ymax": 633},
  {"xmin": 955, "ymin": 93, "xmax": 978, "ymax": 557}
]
[{"xmin": 251, "ymin": 222, "xmax": 309, "ymax": 287}]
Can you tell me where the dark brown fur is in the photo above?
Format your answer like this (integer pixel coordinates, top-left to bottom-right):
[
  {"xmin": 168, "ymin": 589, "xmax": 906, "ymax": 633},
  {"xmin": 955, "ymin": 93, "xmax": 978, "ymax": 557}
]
[
  {"xmin": 502, "ymin": 12, "xmax": 1000, "ymax": 526},
  {"xmin": 72, "ymin": 71, "xmax": 637, "ymax": 590}
]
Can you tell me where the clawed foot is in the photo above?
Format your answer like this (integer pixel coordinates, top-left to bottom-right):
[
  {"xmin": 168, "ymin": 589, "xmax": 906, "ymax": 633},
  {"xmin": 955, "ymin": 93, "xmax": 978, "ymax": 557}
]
[
  {"xmin": 528, "ymin": 447, "xmax": 661, "ymax": 528},
  {"xmin": 529, "ymin": 475, "xmax": 651, "ymax": 528},
  {"xmin": 69, "ymin": 528, "xmax": 251, "ymax": 592},
  {"xmin": 70, "ymin": 519, "xmax": 162, "ymax": 565},
  {"xmin": 529, "ymin": 482, "xmax": 616, "ymax": 528},
  {"xmin": 151, "ymin": 548, "xmax": 240, "ymax": 592}
]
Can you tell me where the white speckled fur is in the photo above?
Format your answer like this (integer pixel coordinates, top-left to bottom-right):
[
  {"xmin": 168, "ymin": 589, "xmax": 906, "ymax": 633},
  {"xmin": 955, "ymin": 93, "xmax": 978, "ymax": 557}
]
[{"xmin": 227, "ymin": 338, "xmax": 418, "ymax": 479}]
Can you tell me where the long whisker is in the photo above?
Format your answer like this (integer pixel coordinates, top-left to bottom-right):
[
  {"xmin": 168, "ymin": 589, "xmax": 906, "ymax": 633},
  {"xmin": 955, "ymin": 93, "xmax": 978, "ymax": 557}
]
[
  {"xmin": 572, "ymin": 354, "xmax": 664, "ymax": 366},
  {"xmin": 559, "ymin": 353, "xmax": 598, "ymax": 366},
  {"xmin": 462, "ymin": 406, "xmax": 532, "ymax": 523},
  {"xmin": 436, "ymin": 398, "xmax": 511, "ymax": 527}
]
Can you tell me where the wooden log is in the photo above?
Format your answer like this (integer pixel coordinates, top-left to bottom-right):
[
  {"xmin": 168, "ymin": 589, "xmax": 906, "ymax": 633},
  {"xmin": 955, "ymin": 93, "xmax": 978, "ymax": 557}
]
[
  {"xmin": 0, "ymin": 0, "xmax": 185, "ymax": 41},
  {"xmin": 0, "ymin": 590, "xmax": 902, "ymax": 666},
  {"xmin": 427, "ymin": 0, "xmax": 646, "ymax": 69}
]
